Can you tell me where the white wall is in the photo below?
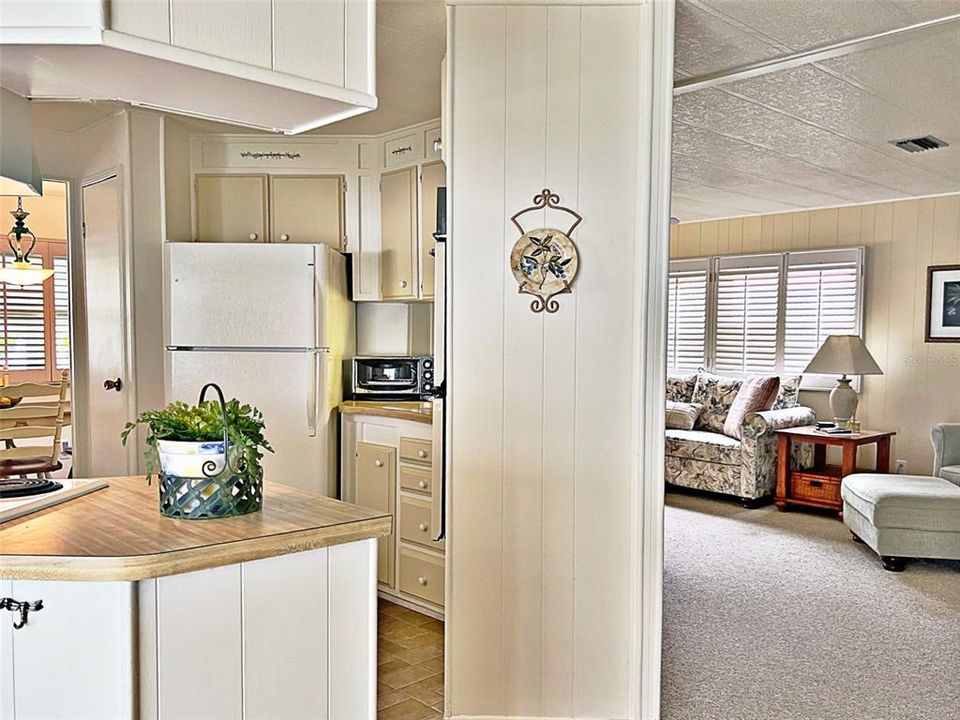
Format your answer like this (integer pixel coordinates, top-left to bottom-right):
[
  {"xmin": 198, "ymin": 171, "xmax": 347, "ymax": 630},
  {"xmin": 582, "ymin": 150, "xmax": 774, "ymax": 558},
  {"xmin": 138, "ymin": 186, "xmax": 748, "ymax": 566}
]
[{"xmin": 446, "ymin": 2, "xmax": 672, "ymax": 717}]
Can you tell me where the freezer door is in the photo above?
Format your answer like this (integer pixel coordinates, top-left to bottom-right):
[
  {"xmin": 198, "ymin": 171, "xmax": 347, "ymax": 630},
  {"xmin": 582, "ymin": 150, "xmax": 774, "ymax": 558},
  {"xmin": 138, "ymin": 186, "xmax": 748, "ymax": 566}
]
[
  {"xmin": 166, "ymin": 243, "xmax": 318, "ymax": 349},
  {"xmin": 168, "ymin": 350, "xmax": 337, "ymax": 497}
]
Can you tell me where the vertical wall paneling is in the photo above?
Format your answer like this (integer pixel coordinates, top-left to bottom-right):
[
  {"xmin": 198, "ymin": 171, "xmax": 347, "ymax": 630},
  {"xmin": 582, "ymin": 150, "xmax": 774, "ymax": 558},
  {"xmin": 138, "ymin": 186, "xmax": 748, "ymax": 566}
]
[
  {"xmin": 449, "ymin": 5, "xmax": 508, "ymax": 713},
  {"xmin": 541, "ymin": 6, "xmax": 580, "ymax": 716},
  {"xmin": 449, "ymin": 2, "xmax": 667, "ymax": 717},
  {"xmin": 670, "ymin": 194, "xmax": 960, "ymax": 473},
  {"xmin": 502, "ymin": 6, "xmax": 547, "ymax": 715}
]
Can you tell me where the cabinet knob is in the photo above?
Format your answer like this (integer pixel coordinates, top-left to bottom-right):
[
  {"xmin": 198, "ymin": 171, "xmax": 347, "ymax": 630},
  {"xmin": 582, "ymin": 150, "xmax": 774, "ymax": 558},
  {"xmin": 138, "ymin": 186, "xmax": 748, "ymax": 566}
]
[
  {"xmin": 374, "ymin": 459, "xmax": 383, "ymax": 467},
  {"xmin": 417, "ymin": 576, "xmax": 428, "ymax": 586},
  {"xmin": 279, "ymin": 233, "xmax": 289, "ymax": 242},
  {"xmin": 418, "ymin": 479, "xmax": 428, "ymax": 489},
  {"xmin": 418, "ymin": 449, "xmax": 427, "ymax": 459},
  {"xmin": 400, "ymin": 280, "xmax": 408, "ymax": 288},
  {"xmin": 419, "ymin": 522, "xmax": 428, "ymax": 532},
  {"xmin": 249, "ymin": 233, "xmax": 258, "ymax": 241}
]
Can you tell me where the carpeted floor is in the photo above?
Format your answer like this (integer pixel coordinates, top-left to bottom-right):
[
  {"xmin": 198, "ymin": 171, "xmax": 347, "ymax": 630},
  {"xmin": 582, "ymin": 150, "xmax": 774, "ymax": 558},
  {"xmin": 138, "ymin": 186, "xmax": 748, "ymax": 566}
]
[{"xmin": 661, "ymin": 491, "xmax": 960, "ymax": 720}]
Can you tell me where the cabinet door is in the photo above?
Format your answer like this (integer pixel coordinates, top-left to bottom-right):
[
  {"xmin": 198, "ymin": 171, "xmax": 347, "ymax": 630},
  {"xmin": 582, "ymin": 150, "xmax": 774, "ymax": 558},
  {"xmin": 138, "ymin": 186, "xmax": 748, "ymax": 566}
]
[
  {"xmin": 195, "ymin": 174, "xmax": 268, "ymax": 243},
  {"xmin": 355, "ymin": 442, "xmax": 396, "ymax": 587},
  {"xmin": 419, "ymin": 161, "xmax": 444, "ymax": 299},
  {"xmin": 273, "ymin": 0, "xmax": 345, "ymax": 85},
  {"xmin": 0, "ymin": 580, "xmax": 134, "ymax": 719},
  {"xmin": 243, "ymin": 549, "xmax": 329, "ymax": 720},
  {"xmin": 380, "ymin": 167, "xmax": 418, "ymax": 300},
  {"xmin": 171, "ymin": 0, "xmax": 272, "ymax": 68},
  {"xmin": 271, "ymin": 175, "xmax": 345, "ymax": 248}
]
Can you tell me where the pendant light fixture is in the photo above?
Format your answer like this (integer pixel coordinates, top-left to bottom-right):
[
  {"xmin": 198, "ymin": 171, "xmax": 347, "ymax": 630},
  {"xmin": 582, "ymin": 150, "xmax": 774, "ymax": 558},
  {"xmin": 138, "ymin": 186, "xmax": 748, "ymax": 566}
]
[{"xmin": 0, "ymin": 197, "xmax": 54, "ymax": 286}]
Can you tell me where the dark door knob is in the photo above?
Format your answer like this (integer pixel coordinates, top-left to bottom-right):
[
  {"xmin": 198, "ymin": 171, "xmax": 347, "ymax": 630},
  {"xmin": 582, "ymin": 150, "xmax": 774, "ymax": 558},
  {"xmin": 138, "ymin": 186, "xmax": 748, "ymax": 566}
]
[{"xmin": 104, "ymin": 378, "xmax": 123, "ymax": 392}]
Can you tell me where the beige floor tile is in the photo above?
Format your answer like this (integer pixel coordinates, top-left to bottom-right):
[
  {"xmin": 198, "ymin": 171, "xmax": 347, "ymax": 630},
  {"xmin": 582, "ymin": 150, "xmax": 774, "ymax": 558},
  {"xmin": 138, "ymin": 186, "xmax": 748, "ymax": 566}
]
[
  {"xmin": 419, "ymin": 673, "xmax": 443, "ymax": 693},
  {"xmin": 392, "ymin": 643, "xmax": 443, "ymax": 665},
  {"xmin": 417, "ymin": 656, "xmax": 443, "ymax": 674},
  {"xmin": 378, "ymin": 689, "xmax": 408, "ymax": 711},
  {"xmin": 378, "ymin": 658, "xmax": 410, "ymax": 679},
  {"xmin": 379, "ymin": 638, "xmax": 407, "ymax": 656},
  {"xmin": 400, "ymin": 677, "xmax": 443, "ymax": 706},
  {"xmin": 380, "ymin": 662, "xmax": 438, "ymax": 690},
  {"xmin": 382, "ymin": 630, "xmax": 432, "ymax": 650},
  {"xmin": 376, "ymin": 698, "xmax": 437, "ymax": 720}
]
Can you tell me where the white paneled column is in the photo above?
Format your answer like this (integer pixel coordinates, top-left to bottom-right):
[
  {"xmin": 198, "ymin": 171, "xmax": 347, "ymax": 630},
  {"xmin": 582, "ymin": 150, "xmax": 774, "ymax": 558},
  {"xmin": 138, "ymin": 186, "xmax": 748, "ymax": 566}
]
[{"xmin": 446, "ymin": 1, "xmax": 674, "ymax": 718}]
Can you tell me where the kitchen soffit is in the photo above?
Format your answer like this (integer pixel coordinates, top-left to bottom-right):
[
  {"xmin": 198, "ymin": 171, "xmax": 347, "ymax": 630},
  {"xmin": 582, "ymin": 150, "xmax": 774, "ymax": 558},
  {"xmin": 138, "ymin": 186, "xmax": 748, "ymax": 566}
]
[{"xmin": 672, "ymin": 0, "xmax": 960, "ymax": 222}]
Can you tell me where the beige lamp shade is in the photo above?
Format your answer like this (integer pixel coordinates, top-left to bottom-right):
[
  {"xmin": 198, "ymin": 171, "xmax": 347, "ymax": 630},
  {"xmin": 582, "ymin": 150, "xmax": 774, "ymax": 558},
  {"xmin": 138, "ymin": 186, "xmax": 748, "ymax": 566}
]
[
  {"xmin": 804, "ymin": 335, "xmax": 883, "ymax": 376},
  {"xmin": 0, "ymin": 88, "xmax": 42, "ymax": 198}
]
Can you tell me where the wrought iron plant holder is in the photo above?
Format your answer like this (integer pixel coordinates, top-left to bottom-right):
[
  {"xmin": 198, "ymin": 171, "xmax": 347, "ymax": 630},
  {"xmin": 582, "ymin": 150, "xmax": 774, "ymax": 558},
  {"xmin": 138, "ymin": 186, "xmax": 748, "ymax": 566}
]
[
  {"xmin": 158, "ymin": 383, "xmax": 263, "ymax": 520},
  {"xmin": 509, "ymin": 188, "xmax": 582, "ymax": 313}
]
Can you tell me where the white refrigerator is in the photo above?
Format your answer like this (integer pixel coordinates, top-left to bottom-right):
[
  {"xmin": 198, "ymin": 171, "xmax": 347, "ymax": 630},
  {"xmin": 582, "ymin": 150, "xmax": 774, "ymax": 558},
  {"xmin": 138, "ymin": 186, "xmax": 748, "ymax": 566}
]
[{"xmin": 164, "ymin": 243, "xmax": 355, "ymax": 497}]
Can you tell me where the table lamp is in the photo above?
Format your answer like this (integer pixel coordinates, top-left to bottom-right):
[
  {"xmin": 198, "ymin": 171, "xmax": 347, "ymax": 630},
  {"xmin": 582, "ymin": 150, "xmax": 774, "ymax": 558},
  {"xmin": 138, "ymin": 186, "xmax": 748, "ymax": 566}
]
[{"xmin": 804, "ymin": 335, "xmax": 883, "ymax": 425}]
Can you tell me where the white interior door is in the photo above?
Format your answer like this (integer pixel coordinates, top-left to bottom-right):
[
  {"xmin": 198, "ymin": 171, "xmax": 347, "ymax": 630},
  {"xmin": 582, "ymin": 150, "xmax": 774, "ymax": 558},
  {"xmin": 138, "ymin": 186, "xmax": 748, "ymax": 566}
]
[
  {"xmin": 81, "ymin": 175, "xmax": 131, "ymax": 477},
  {"xmin": 168, "ymin": 350, "xmax": 330, "ymax": 495}
]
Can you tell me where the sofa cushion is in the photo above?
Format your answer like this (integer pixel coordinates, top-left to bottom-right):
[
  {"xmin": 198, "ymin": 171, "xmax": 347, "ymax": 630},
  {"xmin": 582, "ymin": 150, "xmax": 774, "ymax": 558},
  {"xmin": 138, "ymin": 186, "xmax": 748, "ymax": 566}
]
[
  {"xmin": 666, "ymin": 372, "xmax": 698, "ymax": 403},
  {"xmin": 666, "ymin": 401, "xmax": 703, "ymax": 431},
  {"xmin": 691, "ymin": 371, "xmax": 743, "ymax": 434},
  {"xmin": 840, "ymin": 474, "xmax": 960, "ymax": 532},
  {"xmin": 723, "ymin": 375, "xmax": 780, "ymax": 440},
  {"xmin": 772, "ymin": 375, "xmax": 802, "ymax": 410},
  {"xmin": 665, "ymin": 429, "xmax": 741, "ymax": 466},
  {"xmin": 940, "ymin": 465, "xmax": 960, "ymax": 486}
]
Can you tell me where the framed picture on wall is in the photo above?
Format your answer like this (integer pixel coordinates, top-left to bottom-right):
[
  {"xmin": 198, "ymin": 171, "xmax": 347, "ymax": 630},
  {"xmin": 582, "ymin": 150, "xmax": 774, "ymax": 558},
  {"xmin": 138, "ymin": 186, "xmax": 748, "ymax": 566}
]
[{"xmin": 926, "ymin": 264, "xmax": 960, "ymax": 343}]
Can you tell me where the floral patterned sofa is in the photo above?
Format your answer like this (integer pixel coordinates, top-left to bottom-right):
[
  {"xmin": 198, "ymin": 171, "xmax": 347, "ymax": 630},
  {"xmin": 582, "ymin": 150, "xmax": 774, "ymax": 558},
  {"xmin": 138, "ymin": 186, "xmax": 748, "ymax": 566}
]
[{"xmin": 666, "ymin": 371, "xmax": 815, "ymax": 506}]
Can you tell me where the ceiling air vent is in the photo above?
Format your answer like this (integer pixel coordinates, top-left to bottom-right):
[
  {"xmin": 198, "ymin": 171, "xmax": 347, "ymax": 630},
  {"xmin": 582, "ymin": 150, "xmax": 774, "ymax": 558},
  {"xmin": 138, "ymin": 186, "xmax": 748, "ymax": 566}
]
[{"xmin": 889, "ymin": 135, "xmax": 949, "ymax": 153}]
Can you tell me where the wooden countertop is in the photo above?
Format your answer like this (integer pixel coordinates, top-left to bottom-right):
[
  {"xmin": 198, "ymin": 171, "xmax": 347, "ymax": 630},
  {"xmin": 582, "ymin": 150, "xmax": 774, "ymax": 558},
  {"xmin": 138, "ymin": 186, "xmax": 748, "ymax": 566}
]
[
  {"xmin": 0, "ymin": 477, "xmax": 391, "ymax": 582},
  {"xmin": 339, "ymin": 400, "xmax": 433, "ymax": 424}
]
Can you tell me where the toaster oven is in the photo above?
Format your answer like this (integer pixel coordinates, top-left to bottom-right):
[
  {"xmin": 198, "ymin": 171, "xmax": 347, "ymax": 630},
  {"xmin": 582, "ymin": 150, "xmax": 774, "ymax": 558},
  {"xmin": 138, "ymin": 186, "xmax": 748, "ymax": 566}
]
[{"xmin": 349, "ymin": 356, "xmax": 434, "ymax": 399}]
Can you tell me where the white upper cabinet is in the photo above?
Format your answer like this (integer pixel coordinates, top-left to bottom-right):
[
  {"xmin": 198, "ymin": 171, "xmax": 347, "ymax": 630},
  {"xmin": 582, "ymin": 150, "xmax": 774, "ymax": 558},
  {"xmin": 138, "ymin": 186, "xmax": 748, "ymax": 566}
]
[
  {"xmin": 0, "ymin": 0, "xmax": 376, "ymax": 134},
  {"xmin": 171, "ymin": 0, "xmax": 273, "ymax": 69}
]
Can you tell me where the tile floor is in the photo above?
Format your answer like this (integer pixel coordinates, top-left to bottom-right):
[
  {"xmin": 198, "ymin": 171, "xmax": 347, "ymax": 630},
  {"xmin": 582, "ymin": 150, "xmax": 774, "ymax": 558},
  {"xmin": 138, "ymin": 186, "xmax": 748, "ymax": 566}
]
[{"xmin": 378, "ymin": 599, "xmax": 444, "ymax": 719}]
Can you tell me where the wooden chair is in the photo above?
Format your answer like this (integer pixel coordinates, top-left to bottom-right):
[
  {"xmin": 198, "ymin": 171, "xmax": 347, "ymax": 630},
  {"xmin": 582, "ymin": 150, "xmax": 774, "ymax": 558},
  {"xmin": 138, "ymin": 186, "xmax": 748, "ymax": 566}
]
[{"xmin": 0, "ymin": 370, "xmax": 69, "ymax": 479}]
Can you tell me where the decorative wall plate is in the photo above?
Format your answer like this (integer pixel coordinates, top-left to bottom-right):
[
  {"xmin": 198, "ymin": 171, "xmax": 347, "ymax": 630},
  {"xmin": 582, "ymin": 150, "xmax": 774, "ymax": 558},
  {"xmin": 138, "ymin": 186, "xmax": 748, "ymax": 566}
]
[{"xmin": 510, "ymin": 189, "xmax": 582, "ymax": 313}]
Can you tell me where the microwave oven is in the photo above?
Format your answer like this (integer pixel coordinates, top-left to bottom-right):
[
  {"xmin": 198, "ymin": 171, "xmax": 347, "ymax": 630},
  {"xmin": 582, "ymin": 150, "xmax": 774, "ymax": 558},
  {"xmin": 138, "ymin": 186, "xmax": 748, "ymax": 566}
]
[{"xmin": 348, "ymin": 356, "xmax": 434, "ymax": 399}]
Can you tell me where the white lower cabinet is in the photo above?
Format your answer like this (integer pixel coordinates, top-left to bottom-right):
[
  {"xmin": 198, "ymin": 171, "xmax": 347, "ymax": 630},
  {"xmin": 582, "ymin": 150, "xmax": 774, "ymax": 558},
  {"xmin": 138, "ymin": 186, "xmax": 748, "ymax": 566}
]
[
  {"xmin": 342, "ymin": 414, "xmax": 444, "ymax": 617},
  {"xmin": 0, "ymin": 541, "xmax": 376, "ymax": 720}
]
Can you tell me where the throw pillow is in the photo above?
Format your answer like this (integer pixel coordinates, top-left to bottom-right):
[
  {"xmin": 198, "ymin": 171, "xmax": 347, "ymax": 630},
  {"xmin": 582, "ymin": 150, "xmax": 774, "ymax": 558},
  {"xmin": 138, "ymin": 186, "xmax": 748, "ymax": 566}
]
[
  {"xmin": 773, "ymin": 375, "xmax": 802, "ymax": 410},
  {"xmin": 723, "ymin": 375, "xmax": 781, "ymax": 440},
  {"xmin": 666, "ymin": 372, "xmax": 698, "ymax": 403},
  {"xmin": 691, "ymin": 371, "xmax": 743, "ymax": 434},
  {"xmin": 666, "ymin": 401, "xmax": 703, "ymax": 431}
]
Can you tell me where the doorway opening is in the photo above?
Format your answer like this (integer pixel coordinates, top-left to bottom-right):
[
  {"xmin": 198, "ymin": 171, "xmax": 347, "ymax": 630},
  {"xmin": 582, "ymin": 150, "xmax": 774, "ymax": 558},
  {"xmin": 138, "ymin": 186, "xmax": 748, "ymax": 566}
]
[{"xmin": 0, "ymin": 179, "xmax": 73, "ymax": 478}]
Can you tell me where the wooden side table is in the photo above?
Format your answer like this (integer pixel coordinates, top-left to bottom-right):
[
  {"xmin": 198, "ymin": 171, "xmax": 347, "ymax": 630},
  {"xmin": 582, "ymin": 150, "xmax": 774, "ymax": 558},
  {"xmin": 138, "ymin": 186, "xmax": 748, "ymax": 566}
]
[{"xmin": 774, "ymin": 426, "xmax": 896, "ymax": 516}]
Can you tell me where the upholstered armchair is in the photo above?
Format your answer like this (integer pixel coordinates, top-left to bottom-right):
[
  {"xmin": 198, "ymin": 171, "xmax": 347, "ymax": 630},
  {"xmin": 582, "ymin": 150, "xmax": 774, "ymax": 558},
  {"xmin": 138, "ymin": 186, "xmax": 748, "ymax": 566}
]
[{"xmin": 932, "ymin": 423, "xmax": 960, "ymax": 486}]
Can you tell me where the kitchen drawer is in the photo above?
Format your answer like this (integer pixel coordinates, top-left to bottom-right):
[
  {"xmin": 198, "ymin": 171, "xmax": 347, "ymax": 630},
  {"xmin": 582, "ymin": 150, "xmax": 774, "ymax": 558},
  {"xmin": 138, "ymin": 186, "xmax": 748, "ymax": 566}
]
[
  {"xmin": 400, "ymin": 464, "xmax": 432, "ymax": 495},
  {"xmin": 400, "ymin": 495, "xmax": 444, "ymax": 552},
  {"xmin": 398, "ymin": 547, "xmax": 444, "ymax": 607},
  {"xmin": 400, "ymin": 437, "xmax": 432, "ymax": 465},
  {"xmin": 790, "ymin": 473, "xmax": 841, "ymax": 505},
  {"xmin": 384, "ymin": 134, "xmax": 418, "ymax": 168}
]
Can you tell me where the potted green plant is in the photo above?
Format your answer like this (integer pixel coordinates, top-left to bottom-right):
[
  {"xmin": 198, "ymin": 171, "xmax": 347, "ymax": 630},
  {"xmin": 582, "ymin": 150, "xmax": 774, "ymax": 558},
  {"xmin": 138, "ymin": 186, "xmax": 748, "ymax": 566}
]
[{"xmin": 121, "ymin": 384, "xmax": 272, "ymax": 519}]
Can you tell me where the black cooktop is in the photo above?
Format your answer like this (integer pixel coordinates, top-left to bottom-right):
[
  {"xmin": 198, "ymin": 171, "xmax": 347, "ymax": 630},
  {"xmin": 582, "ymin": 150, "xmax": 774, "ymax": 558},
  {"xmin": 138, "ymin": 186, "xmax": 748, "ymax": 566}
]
[{"xmin": 0, "ymin": 478, "xmax": 64, "ymax": 499}]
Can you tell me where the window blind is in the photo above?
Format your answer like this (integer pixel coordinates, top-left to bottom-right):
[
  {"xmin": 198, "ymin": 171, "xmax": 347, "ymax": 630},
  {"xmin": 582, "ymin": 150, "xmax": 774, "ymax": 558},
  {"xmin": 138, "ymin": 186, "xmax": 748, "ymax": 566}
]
[
  {"xmin": 714, "ymin": 255, "xmax": 780, "ymax": 374},
  {"xmin": 667, "ymin": 260, "xmax": 708, "ymax": 373},
  {"xmin": 0, "ymin": 254, "xmax": 46, "ymax": 371},
  {"xmin": 53, "ymin": 255, "xmax": 70, "ymax": 370},
  {"xmin": 783, "ymin": 249, "xmax": 861, "ymax": 376}
]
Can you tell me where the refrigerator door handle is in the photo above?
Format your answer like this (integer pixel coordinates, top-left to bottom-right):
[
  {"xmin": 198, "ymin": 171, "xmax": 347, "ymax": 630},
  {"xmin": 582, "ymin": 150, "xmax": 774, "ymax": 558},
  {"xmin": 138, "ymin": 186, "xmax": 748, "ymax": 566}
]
[{"xmin": 307, "ymin": 352, "xmax": 319, "ymax": 437}]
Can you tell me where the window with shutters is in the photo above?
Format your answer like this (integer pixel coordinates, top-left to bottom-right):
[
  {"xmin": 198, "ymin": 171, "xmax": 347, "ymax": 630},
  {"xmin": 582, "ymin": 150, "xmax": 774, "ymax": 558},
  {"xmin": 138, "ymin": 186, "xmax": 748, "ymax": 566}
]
[
  {"xmin": 0, "ymin": 239, "xmax": 70, "ymax": 382},
  {"xmin": 667, "ymin": 247, "xmax": 865, "ymax": 388}
]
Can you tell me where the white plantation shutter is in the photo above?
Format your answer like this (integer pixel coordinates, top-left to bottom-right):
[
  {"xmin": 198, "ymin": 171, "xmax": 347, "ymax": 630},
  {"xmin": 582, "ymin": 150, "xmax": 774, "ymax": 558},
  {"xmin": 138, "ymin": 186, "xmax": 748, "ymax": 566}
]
[
  {"xmin": 53, "ymin": 255, "xmax": 70, "ymax": 370},
  {"xmin": 784, "ymin": 248, "xmax": 863, "ymax": 384},
  {"xmin": 0, "ymin": 254, "xmax": 46, "ymax": 371},
  {"xmin": 714, "ymin": 255, "xmax": 780, "ymax": 374},
  {"xmin": 667, "ymin": 259, "xmax": 709, "ymax": 373}
]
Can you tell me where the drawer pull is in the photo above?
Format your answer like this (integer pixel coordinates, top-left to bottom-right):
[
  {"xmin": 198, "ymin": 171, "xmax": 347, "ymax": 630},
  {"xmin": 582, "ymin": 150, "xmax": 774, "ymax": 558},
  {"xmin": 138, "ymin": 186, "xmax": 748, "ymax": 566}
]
[
  {"xmin": 419, "ymin": 522, "xmax": 428, "ymax": 532},
  {"xmin": 0, "ymin": 598, "xmax": 43, "ymax": 630},
  {"xmin": 418, "ymin": 449, "xmax": 428, "ymax": 459},
  {"xmin": 418, "ymin": 479, "xmax": 428, "ymax": 489},
  {"xmin": 809, "ymin": 480, "xmax": 822, "ymax": 488},
  {"xmin": 248, "ymin": 233, "xmax": 258, "ymax": 241},
  {"xmin": 374, "ymin": 459, "xmax": 383, "ymax": 467},
  {"xmin": 417, "ymin": 576, "xmax": 428, "ymax": 586},
  {"xmin": 279, "ymin": 233, "xmax": 289, "ymax": 242}
]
